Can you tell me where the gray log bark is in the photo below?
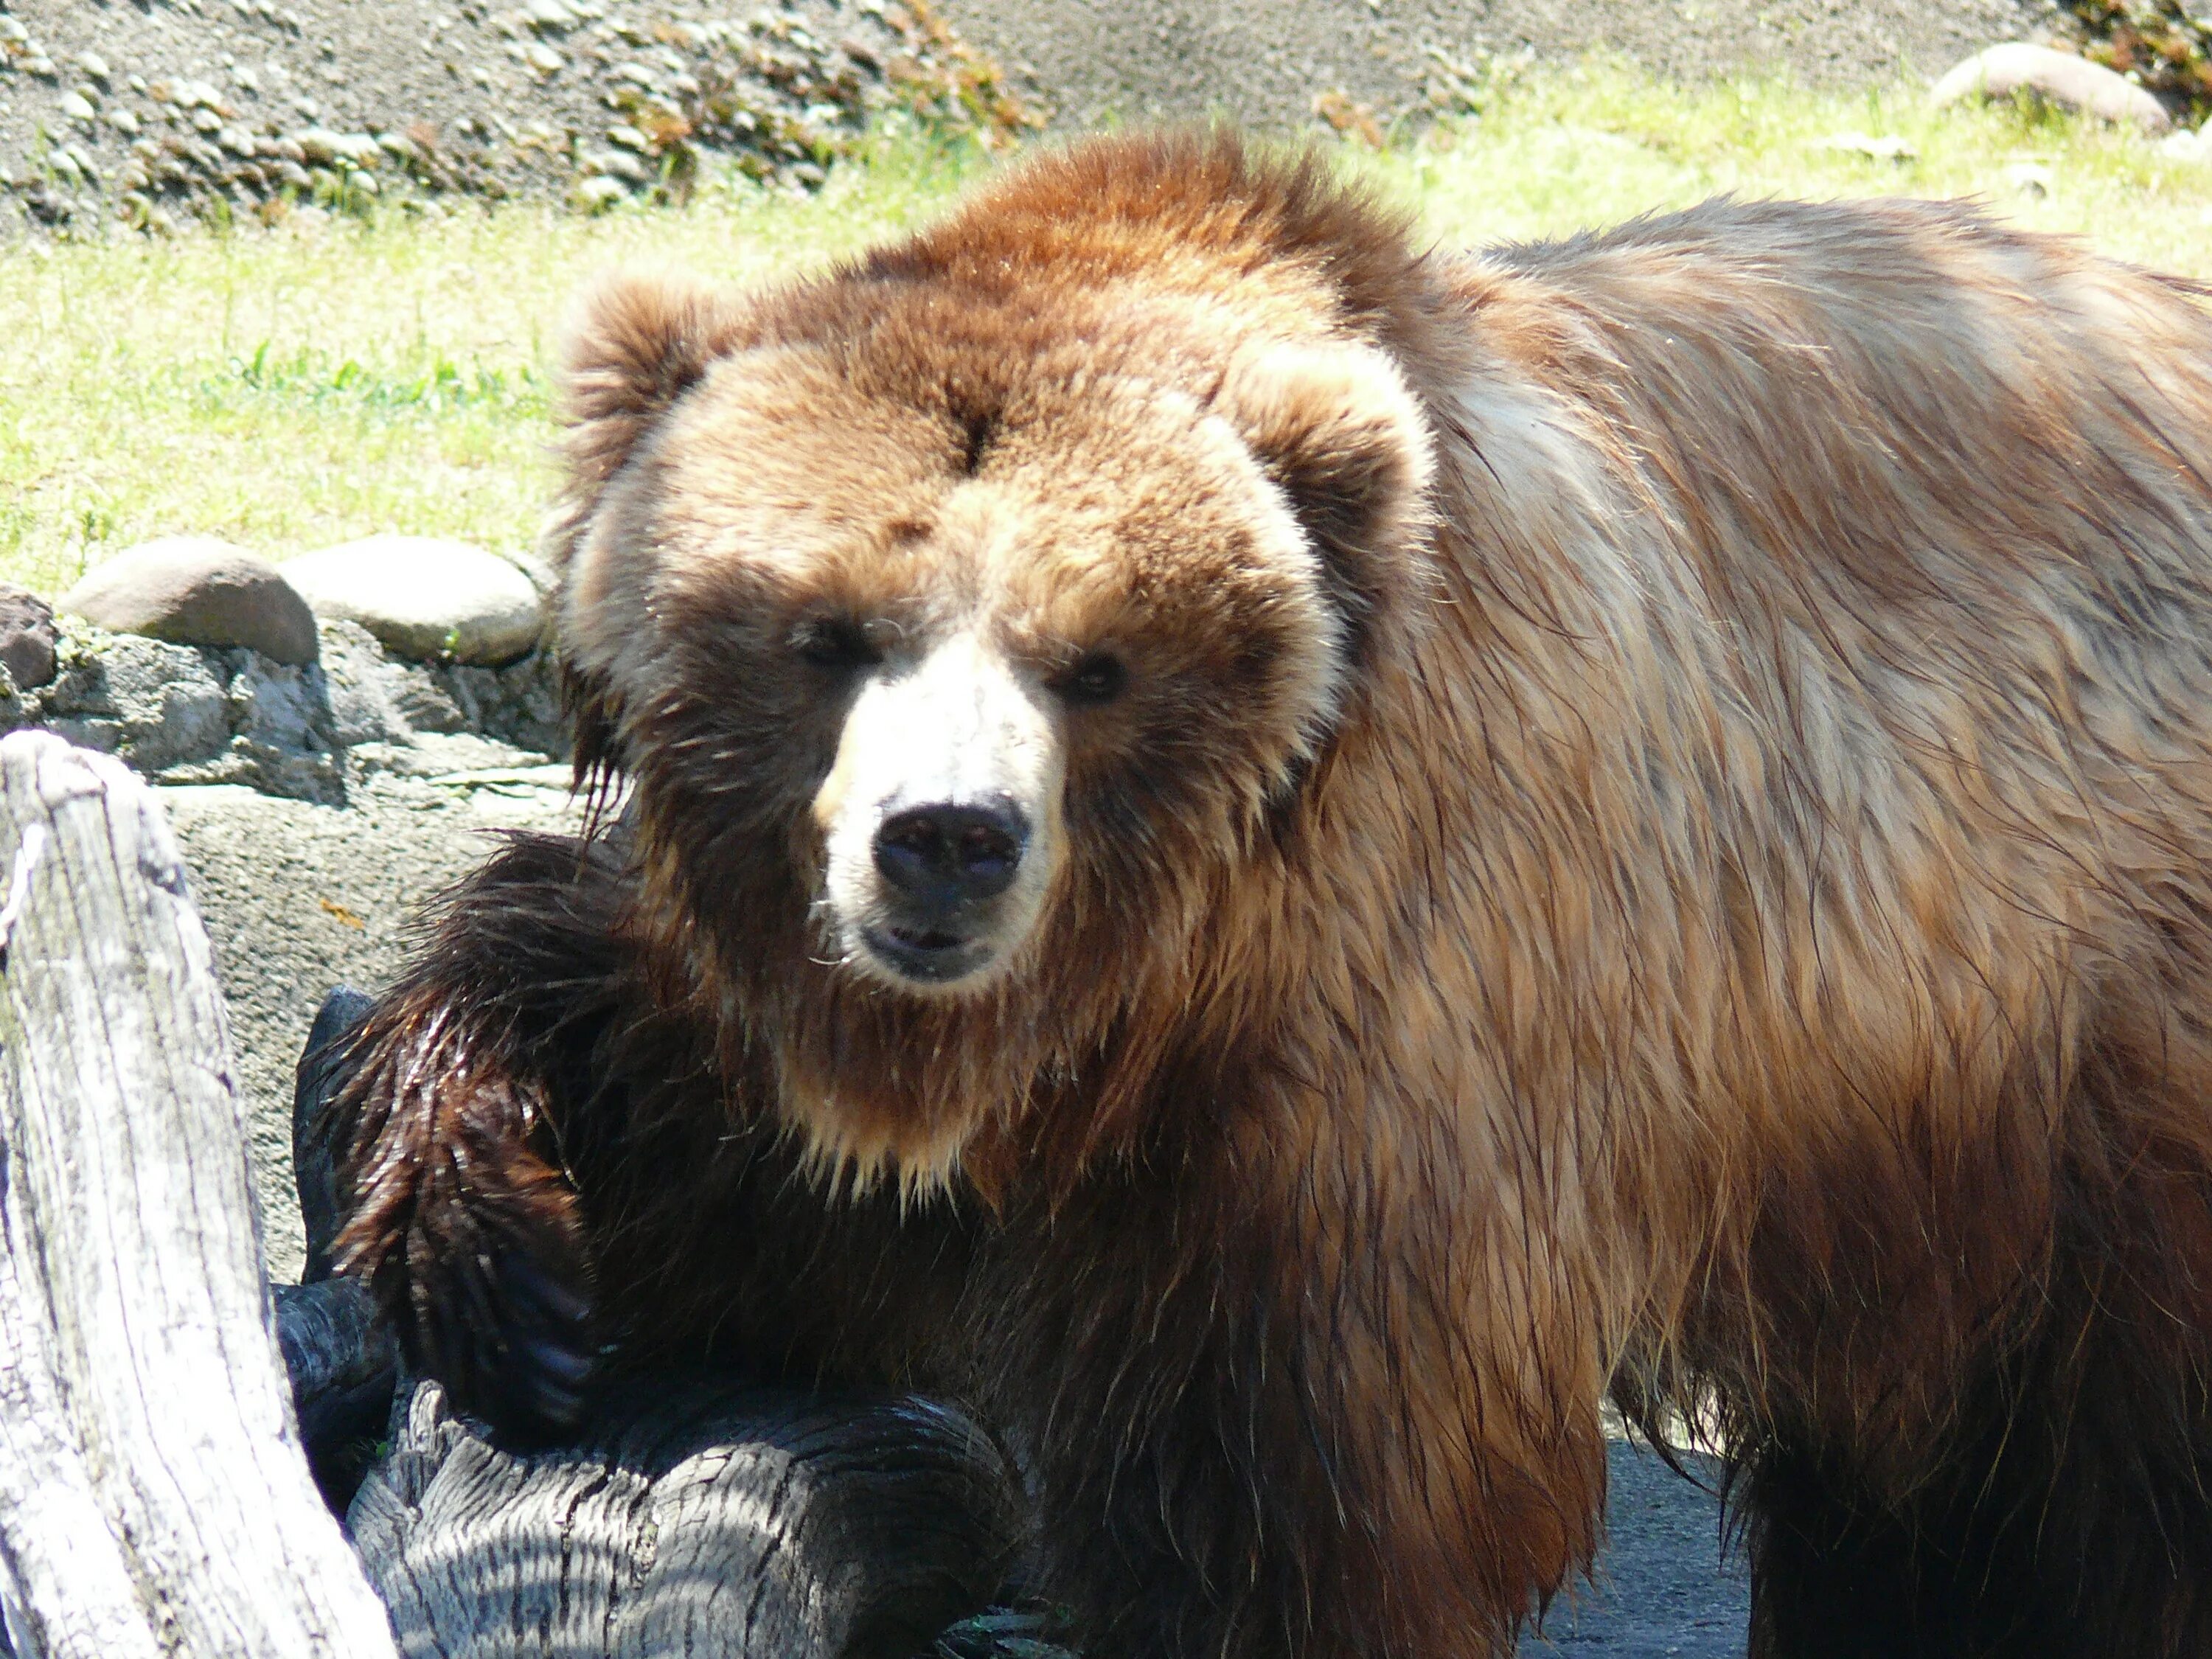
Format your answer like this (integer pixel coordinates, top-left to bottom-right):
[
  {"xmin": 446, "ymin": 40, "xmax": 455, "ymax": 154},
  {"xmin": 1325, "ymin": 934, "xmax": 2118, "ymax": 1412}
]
[
  {"xmin": 351, "ymin": 1377, "xmax": 1024, "ymax": 1659},
  {"xmin": 0, "ymin": 729, "xmax": 397, "ymax": 1658}
]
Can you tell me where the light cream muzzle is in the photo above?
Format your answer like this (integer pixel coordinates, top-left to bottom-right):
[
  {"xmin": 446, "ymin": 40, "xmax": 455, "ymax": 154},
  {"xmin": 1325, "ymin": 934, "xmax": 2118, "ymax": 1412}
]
[{"xmin": 812, "ymin": 632, "xmax": 1065, "ymax": 992}]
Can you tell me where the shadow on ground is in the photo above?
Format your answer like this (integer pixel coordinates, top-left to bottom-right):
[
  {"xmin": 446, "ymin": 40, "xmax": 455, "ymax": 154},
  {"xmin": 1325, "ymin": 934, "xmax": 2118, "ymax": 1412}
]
[{"xmin": 1524, "ymin": 1440, "xmax": 1748, "ymax": 1657}]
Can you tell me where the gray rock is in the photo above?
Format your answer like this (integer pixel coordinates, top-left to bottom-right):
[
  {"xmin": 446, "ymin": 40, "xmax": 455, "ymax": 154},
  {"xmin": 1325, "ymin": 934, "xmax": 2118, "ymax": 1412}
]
[
  {"xmin": 314, "ymin": 618, "xmax": 412, "ymax": 748},
  {"xmin": 0, "ymin": 584, "xmax": 59, "ymax": 690},
  {"xmin": 389, "ymin": 665, "xmax": 470, "ymax": 734},
  {"xmin": 60, "ymin": 537, "xmax": 321, "ymax": 666},
  {"xmin": 1933, "ymin": 43, "xmax": 2173, "ymax": 133},
  {"xmin": 282, "ymin": 535, "xmax": 546, "ymax": 665},
  {"xmin": 587, "ymin": 147, "xmax": 650, "ymax": 184},
  {"xmin": 35, "ymin": 630, "xmax": 232, "ymax": 773},
  {"xmin": 438, "ymin": 650, "xmax": 567, "ymax": 757}
]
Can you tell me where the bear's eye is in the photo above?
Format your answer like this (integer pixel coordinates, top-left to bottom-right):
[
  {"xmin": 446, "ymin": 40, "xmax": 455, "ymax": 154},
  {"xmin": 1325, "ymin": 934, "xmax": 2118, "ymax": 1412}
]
[
  {"xmin": 1055, "ymin": 651, "xmax": 1129, "ymax": 708},
  {"xmin": 793, "ymin": 617, "xmax": 881, "ymax": 673}
]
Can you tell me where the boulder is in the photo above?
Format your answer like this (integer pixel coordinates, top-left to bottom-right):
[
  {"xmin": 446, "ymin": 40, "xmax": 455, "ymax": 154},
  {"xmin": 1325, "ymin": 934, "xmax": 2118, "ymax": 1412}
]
[
  {"xmin": 0, "ymin": 583, "xmax": 58, "ymax": 689},
  {"xmin": 282, "ymin": 536, "xmax": 546, "ymax": 665},
  {"xmin": 59, "ymin": 537, "xmax": 320, "ymax": 665},
  {"xmin": 1932, "ymin": 43, "xmax": 2172, "ymax": 134}
]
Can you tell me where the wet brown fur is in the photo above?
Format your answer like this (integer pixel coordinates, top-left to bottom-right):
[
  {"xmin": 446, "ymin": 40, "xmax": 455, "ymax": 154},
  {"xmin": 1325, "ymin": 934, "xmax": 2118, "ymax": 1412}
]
[{"xmin": 335, "ymin": 133, "xmax": 2212, "ymax": 1655}]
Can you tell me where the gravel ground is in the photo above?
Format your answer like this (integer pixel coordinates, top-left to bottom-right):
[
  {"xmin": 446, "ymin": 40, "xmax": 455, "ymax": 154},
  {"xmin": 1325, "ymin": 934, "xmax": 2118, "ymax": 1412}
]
[{"xmin": 1527, "ymin": 1442, "xmax": 1748, "ymax": 1656}]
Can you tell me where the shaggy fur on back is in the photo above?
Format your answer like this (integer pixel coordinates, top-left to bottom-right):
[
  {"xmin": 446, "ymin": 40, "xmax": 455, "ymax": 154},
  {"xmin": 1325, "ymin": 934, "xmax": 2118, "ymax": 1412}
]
[{"xmin": 333, "ymin": 133, "xmax": 2212, "ymax": 1658}]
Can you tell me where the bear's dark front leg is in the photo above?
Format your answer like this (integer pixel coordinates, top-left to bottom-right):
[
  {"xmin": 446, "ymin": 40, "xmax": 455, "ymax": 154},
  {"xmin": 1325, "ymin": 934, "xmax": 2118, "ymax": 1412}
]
[
  {"xmin": 977, "ymin": 1171, "xmax": 1602, "ymax": 1659},
  {"xmin": 329, "ymin": 831, "xmax": 633, "ymax": 1438}
]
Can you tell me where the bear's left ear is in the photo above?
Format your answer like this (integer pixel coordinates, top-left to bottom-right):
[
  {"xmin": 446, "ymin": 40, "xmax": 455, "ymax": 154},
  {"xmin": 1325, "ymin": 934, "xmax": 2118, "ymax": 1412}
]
[{"xmin": 1214, "ymin": 341, "xmax": 1436, "ymax": 664}]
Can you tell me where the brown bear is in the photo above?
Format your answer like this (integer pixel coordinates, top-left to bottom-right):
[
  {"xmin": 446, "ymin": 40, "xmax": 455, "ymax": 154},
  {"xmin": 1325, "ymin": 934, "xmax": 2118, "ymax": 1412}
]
[{"xmin": 331, "ymin": 131, "xmax": 2212, "ymax": 1656}]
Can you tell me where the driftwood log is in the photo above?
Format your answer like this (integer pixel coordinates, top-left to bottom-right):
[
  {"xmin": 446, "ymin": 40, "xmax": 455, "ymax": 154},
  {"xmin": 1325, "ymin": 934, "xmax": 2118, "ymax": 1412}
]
[
  {"xmin": 0, "ymin": 728, "xmax": 1043, "ymax": 1658},
  {"xmin": 0, "ymin": 731, "xmax": 395, "ymax": 1658}
]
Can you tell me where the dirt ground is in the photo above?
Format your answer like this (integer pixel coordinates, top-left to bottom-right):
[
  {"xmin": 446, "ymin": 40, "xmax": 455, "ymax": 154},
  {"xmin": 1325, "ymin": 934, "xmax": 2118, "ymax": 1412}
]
[{"xmin": 950, "ymin": 0, "xmax": 2059, "ymax": 129}]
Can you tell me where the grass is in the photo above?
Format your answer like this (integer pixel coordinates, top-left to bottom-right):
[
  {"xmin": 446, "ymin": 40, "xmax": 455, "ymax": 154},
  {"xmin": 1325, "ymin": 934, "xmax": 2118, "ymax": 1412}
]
[{"xmin": 4, "ymin": 60, "xmax": 2211, "ymax": 596}]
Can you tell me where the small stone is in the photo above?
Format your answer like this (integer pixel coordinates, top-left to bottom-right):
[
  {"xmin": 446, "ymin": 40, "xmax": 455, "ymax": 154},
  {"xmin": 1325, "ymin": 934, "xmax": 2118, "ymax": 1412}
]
[
  {"xmin": 176, "ymin": 78, "xmax": 226, "ymax": 110},
  {"xmin": 293, "ymin": 126, "xmax": 380, "ymax": 167},
  {"xmin": 587, "ymin": 147, "xmax": 649, "ymax": 182},
  {"xmin": 107, "ymin": 108, "xmax": 142, "ymax": 136},
  {"xmin": 281, "ymin": 537, "xmax": 546, "ymax": 664},
  {"xmin": 192, "ymin": 105, "xmax": 224, "ymax": 133},
  {"xmin": 2001, "ymin": 160, "xmax": 2056, "ymax": 198},
  {"xmin": 24, "ymin": 57, "xmax": 57, "ymax": 81},
  {"xmin": 606, "ymin": 122, "xmax": 648, "ymax": 150},
  {"xmin": 218, "ymin": 125, "xmax": 256, "ymax": 156},
  {"xmin": 58, "ymin": 90, "xmax": 96, "ymax": 122},
  {"xmin": 0, "ymin": 19, "xmax": 29, "ymax": 45},
  {"xmin": 1933, "ymin": 42, "xmax": 2172, "ymax": 134},
  {"xmin": 59, "ymin": 538, "xmax": 320, "ymax": 666},
  {"xmin": 49, "ymin": 149, "xmax": 81, "ymax": 184},
  {"xmin": 76, "ymin": 51, "xmax": 111, "ymax": 82},
  {"xmin": 572, "ymin": 173, "xmax": 627, "ymax": 210},
  {"xmin": 524, "ymin": 0, "xmax": 577, "ymax": 27},
  {"xmin": 0, "ymin": 585, "xmax": 58, "ymax": 689},
  {"xmin": 524, "ymin": 42, "xmax": 565, "ymax": 74}
]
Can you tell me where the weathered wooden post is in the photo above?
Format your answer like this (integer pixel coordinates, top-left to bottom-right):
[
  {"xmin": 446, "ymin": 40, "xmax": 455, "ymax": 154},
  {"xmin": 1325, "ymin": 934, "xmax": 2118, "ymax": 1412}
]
[{"xmin": 0, "ymin": 730, "xmax": 397, "ymax": 1657}]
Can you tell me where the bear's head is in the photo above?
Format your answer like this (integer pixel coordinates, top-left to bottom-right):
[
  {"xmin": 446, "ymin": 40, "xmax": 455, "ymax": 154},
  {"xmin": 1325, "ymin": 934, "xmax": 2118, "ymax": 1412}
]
[{"xmin": 549, "ymin": 136, "xmax": 1441, "ymax": 1187}]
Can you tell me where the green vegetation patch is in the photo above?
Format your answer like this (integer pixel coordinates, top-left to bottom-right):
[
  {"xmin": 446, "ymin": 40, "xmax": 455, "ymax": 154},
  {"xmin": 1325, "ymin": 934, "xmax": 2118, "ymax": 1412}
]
[{"xmin": 4, "ymin": 65, "xmax": 2210, "ymax": 596}]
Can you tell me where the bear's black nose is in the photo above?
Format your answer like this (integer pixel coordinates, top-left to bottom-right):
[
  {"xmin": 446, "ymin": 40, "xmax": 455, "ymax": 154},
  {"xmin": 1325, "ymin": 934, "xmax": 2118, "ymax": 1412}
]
[{"xmin": 874, "ymin": 799, "xmax": 1028, "ymax": 911}]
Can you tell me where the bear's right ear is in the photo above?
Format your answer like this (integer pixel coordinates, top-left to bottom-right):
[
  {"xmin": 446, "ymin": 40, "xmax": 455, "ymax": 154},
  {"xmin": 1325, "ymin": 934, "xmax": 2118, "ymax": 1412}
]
[
  {"xmin": 545, "ymin": 269, "xmax": 750, "ymax": 794},
  {"xmin": 546, "ymin": 268, "xmax": 753, "ymax": 572}
]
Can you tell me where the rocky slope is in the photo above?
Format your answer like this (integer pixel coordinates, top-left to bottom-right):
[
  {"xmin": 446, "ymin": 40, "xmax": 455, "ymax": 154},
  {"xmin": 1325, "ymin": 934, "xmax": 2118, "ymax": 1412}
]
[{"xmin": 0, "ymin": 0, "xmax": 1031, "ymax": 236}]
